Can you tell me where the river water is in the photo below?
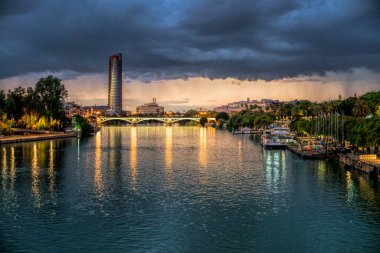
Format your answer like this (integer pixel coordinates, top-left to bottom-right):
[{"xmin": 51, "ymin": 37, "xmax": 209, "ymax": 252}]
[{"xmin": 1, "ymin": 126, "xmax": 380, "ymax": 252}]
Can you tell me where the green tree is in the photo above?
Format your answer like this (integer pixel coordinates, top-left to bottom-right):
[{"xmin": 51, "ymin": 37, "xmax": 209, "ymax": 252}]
[
  {"xmin": 199, "ymin": 116, "xmax": 208, "ymax": 126},
  {"xmin": 0, "ymin": 90, "xmax": 6, "ymax": 115},
  {"xmin": 185, "ymin": 109, "xmax": 199, "ymax": 117},
  {"xmin": 6, "ymin": 87, "xmax": 26, "ymax": 121},
  {"xmin": 34, "ymin": 75, "xmax": 68, "ymax": 120},
  {"xmin": 338, "ymin": 97, "xmax": 357, "ymax": 116},
  {"xmin": 215, "ymin": 112, "xmax": 229, "ymax": 121},
  {"xmin": 352, "ymin": 99, "xmax": 370, "ymax": 117},
  {"xmin": 74, "ymin": 115, "xmax": 93, "ymax": 136},
  {"xmin": 254, "ymin": 114, "xmax": 274, "ymax": 129},
  {"xmin": 361, "ymin": 91, "xmax": 380, "ymax": 113}
]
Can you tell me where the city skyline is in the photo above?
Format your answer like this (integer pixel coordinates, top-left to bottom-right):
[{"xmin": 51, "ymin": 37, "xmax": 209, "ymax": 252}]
[{"xmin": 0, "ymin": 0, "xmax": 379, "ymax": 111}]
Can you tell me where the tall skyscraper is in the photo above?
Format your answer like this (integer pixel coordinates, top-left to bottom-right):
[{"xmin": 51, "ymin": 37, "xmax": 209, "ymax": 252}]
[{"xmin": 108, "ymin": 53, "xmax": 122, "ymax": 112}]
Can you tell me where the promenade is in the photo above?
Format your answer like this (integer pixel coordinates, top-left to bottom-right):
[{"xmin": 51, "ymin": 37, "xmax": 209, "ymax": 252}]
[{"xmin": 0, "ymin": 132, "xmax": 78, "ymax": 144}]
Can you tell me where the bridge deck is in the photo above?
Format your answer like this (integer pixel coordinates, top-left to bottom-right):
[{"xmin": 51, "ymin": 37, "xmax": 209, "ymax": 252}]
[{"xmin": 99, "ymin": 117, "xmax": 216, "ymax": 124}]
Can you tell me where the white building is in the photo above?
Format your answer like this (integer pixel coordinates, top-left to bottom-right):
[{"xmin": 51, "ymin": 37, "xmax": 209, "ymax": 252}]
[
  {"xmin": 136, "ymin": 98, "xmax": 164, "ymax": 115},
  {"xmin": 214, "ymin": 98, "xmax": 278, "ymax": 113}
]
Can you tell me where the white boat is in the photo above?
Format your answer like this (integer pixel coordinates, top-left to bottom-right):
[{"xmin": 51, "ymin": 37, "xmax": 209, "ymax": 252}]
[{"xmin": 261, "ymin": 127, "xmax": 293, "ymax": 149}]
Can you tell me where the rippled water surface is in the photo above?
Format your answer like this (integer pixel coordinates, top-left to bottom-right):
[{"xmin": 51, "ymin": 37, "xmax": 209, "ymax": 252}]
[{"xmin": 1, "ymin": 126, "xmax": 380, "ymax": 252}]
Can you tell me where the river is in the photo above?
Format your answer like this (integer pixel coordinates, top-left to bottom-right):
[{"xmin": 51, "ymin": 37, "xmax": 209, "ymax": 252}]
[{"xmin": 1, "ymin": 126, "xmax": 380, "ymax": 252}]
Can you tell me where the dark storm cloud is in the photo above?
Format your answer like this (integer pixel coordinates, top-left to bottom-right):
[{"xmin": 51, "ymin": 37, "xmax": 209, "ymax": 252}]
[{"xmin": 0, "ymin": 0, "xmax": 379, "ymax": 80}]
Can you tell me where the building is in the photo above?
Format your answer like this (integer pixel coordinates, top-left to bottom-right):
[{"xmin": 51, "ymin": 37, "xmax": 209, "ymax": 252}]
[
  {"xmin": 108, "ymin": 53, "xmax": 122, "ymax": 112},
  {"xmin": 136, "ymin": 98, "xmax": 164, "ymax": 115},
  {"xmin": 213, "ymin": 98, "xmax": 278, "ymax": 113}
]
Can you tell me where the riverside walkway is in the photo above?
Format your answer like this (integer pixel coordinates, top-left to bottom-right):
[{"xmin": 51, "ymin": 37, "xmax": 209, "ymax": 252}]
[
  {"xmin": 0, "ymin": 132, "xmax": 78, "ymax": 145},
  {"xmin": 339, "ymin": 153, "xmax": 380, "ymax": 178}
]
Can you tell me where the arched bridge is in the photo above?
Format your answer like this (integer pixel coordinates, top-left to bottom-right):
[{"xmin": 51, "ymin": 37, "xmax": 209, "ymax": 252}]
[{"xmin": 99, "ymin": 117, "xmax": 216, "ymax": 125}]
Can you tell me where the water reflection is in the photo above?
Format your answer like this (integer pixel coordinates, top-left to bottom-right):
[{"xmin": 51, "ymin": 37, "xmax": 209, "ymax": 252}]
[
  {"xmin": 94, "ymin": 131, "xmax": 104, "ymax": 199},
  {"xmin": 130, "ymin": 127, "xmax": 138, "ymax": 191},
  {"xmin": 346, "ymin": 171, "xmax": 358, "ymax": 205},
  {"xmin": 2, "ymin": 147, "xmax": 6, "ymax": 191},
  {"xmin": 165, "ymin": 127, "xmax": 173, "ymax": 187},
  {"xmin": 199, "ymin": 127, "xmax": 207, "ymax": 168},
  {"xmin": 317, "ymin": 160, "xmax": 327, "ymax": 185},
  {"xmin": 32, "ymin": 143, "xmax": 41, "ymax": 209},
  {"xmin": 265, "ymin": 150, "xmax": 287, "ymax": 191},
  {"xmin": 48, "ymin": 141, "xmax": 55, "ymax": 193}
]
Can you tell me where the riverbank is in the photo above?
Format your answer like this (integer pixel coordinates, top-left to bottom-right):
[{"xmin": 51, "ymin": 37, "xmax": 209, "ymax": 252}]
[{"xmin": 0, "ymin": 132, "xmax": 78, "ymax": 144}]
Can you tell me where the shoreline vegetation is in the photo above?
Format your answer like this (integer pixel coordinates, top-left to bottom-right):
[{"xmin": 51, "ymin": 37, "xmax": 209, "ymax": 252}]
[
  {"xmin": 0, "ymin": 75, "xmax": 95, "ymax": 141},
  {"xmin": 225, "ymin": 90, "xmax": 380, "ymax": 154}
]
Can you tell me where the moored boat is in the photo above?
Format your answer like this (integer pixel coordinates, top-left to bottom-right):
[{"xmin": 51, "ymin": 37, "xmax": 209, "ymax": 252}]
[{"xmin": 261, "ymin": 127, "xmax": 293, "ymax": 149}]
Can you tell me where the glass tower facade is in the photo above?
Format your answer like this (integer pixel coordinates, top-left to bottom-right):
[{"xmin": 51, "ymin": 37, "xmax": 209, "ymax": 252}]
[{"xmin": 108, "ymin": 53, "xmax": 122, "ymax": 112}]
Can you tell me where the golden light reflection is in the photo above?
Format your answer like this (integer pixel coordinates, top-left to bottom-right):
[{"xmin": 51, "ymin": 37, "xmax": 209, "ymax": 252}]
[
  {"xmin": 317, "ymin": 160, "xmax": 327, "ymax": 184},
  {"xmin": 48, "ymin": 141, "xmax": 55, "ymax": 193},
  {"xmin": 2, "ymin": 147, "xmax": 7, "ymax": 191},
  {"xmin": 357, "ymin": 176, "xmax": 375, "ymax": 204},
  {"xmin": 10, "ymin": 147, "xmax": 16, "ymax": 191},
  {"xmin": 32, "ymin": 143, "xmax": 41, "ymax": 209},
  {"xmin": 130, "ymin": 127, "xmax": 138, "ymax": 191},
  {"xmin": 94, "ymin": 131, "xmax": 104, "ymax": 198},
  {"xmin": 165, "ymin": 126, "xmax": 173, "ymax": 187},
  {"xmin": 199, "ymin": 127, "xmax": 207, "ymax": 168}
]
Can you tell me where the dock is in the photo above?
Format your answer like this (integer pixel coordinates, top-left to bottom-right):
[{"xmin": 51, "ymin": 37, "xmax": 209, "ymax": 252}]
[
  {"xmin": 0, "ymin": 132, "xmax": 78, "ymax": 145},
  {"xmin": 232, "ymin": 128, "xmax": 262, "ymax": 134},
  {"xmin": 287, "ymin": 144, "xmax": 327, "ymax": 159},
  {"xmin": 339, "ymin": 153, "xmax": 380, "ymax": 178}
]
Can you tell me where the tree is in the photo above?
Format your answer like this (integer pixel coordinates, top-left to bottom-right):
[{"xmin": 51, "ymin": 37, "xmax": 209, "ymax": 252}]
[
  {"xmin": 74, "ymin": 115, "xmax": 93, "ymax": 136},
  {"xmin": 199, "ymin": 116, "xmax": 208, "ymax": 126},
  {"xmin": 352, "ymin": 99, "xmax": 370, "ymax": 117},
  {"xmin": 361, "ymin": 91, "xmax": 380, "ymax": 113},
  {"xmin": 0, "ymin": 90, "xmax": 6, "ymax": 115},
  {"xmin": 6, "ymin": 87, "xmax": 26, "ymax": 121},
  {"xmin": 338, "ymin": 97, "xmax": 357, "ymax": 116},
  {"xmin": 254, "ymin": 114, "xmax": 274, "ymax": 129},
  {"xmin": 34, "ymin": 75, "xmax": 68, "ymax": 120},
  {"xmin": 185, "ymin": 109, "xmax": 198, "ymax": 117},
  {"xmin": 216, "ymin": 112, "xmax": 229, "ymax": 121},
  {"xmin": 207, "ymin": 110, "xmax": 217, "ymax": 118}
]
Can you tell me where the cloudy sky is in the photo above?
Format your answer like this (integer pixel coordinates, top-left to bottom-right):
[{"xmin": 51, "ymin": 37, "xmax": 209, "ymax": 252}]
[{"xmin": 0, "ymin": 0, "xmax": 379, "ymax": 111}]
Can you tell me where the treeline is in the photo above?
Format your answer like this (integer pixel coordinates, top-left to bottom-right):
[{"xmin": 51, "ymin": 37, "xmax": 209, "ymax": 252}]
[
  {"xmin": 222, "ymin": 91, "xmax": 380, "ymax": 147},
  {"xmin": 0, "ymin": 75, "xmax": 69, "ymax": 135}
]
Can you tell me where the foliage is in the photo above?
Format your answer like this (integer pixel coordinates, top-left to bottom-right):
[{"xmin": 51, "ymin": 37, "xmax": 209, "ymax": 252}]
[
  {"xmin": 74, "ymin": 115, "xmax": 94, "ymax": 136},
  {"xmin": 0, "ymin": 114, "xmax": 15, "ymax": 135},
  {"xmin": 226, "ymin": 110, "xmax": 274, "ymax": 131},
  {"xmin": 0, "ymin": 75, "xmax": 69, "ymax": 132},
  {"xmin": 348, "ymin": 117, "xmax": 380, "ymax": 147},
  {"xmin": 207, "ymin": 110, "xmax": 217, "ymax": 118},
  {"xmin": 216, "ymin": 112, "xmax": 229, "ymax": 121},
  {"xmin": 0, "ymin": 90, "xmax": 6, "ymax": 115},
  {"xmin": 199, "ymin": 116, "xmax": 208, "ymax": 126},
  {"xmin": 185, "ymin": 109, "xmax": 199, "ymax": 117},
  {"xmin": 185, "ymin": 121, "xmax": 199, "ymax": 126},
  {"xmin": 289, "ymin": 117, "xmax": 313, "ymax": 136},
  {"xmin": 352, "ymin": 99, "xmax": 369, "ymax": 117},
  {"xmin": 34, "ymin": 75, "xmax": 68, "ymax": 120},
  {"xmin": 218, "ymin": 118, "xmax": 226, "ymax": 129},
  {"xmin": 6, "ymin": 87, "xmax": 26, "ymax": 121}
]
